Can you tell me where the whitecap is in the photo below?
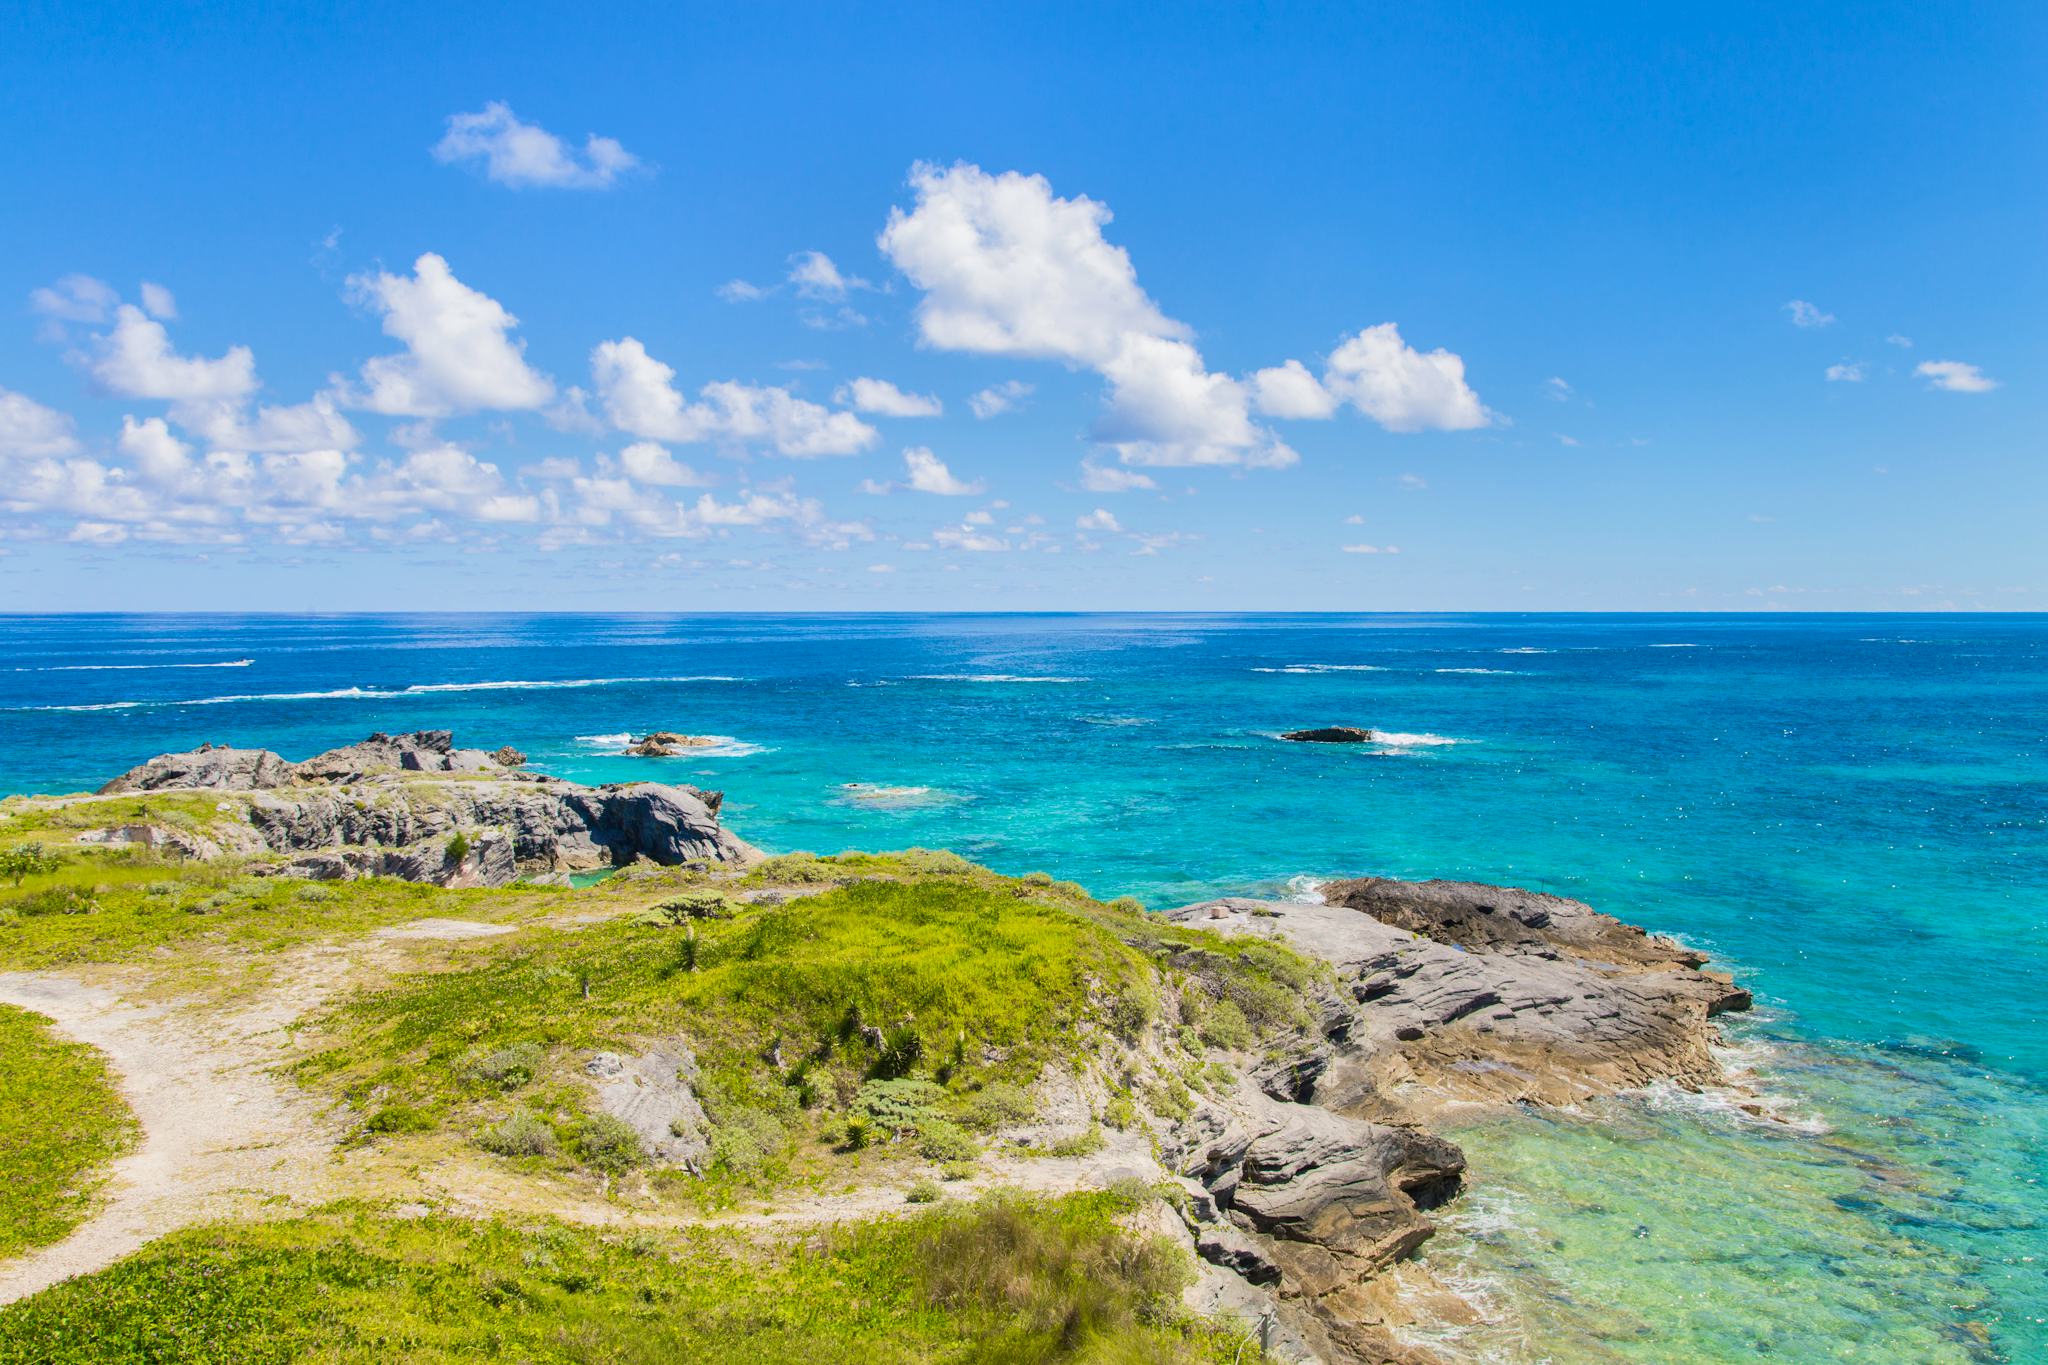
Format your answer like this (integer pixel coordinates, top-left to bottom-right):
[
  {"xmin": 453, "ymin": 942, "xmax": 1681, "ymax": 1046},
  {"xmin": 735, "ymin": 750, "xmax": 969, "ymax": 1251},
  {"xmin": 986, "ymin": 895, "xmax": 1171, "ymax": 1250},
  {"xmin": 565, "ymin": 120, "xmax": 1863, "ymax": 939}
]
[
  {"xmin": 901, "ymin": 673, "xmax": 1086, "ymax": 683},
  {"xmin": 1372, "ymin": 731, "xmax": 1465, "ymax": 748},
  {"xmin": 1497, "ymin": 647, "xmax": 1553, "ymax": 655},
  {"xmin": 1076, "ymin": 714, "xmax": 1153, "ymax": 727},
  {"xmin": 1434, "ymin": 668, "xmax": 1523, "ymax": 675},
  {"xmin": 575, "ymin": 733, "xmax": 635, "ymax": 745},
  {"xmin": 6, "ymin": 675, "xmax": 742, "ymax": 713},
  {"xmin": 1647, "ymin": 643, "xmax": 1700, "ymax": 649},
  {"xmin": 1250, "ymin": 663, "xmax": 1389, "ymax": 674},
  {"xmin": 14, "ymin": 658, "xmax": 254, "ymax": 672},
  {"xmin": 1284, "ymin": 874, "xmax": 1328, "ymax": 903}
]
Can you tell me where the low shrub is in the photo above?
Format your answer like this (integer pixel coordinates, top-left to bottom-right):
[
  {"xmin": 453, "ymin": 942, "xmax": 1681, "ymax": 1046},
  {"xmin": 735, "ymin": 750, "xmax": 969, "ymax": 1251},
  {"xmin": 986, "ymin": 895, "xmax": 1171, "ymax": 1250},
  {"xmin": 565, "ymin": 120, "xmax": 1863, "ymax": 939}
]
[
  {"xmin": 457, "ymin": 1043, "xmax": 545, "ymax": 1091},
  {"xmin": 916, "ymin": 1120, "xmax": 980, "ymax": 1163},
  {"xmin": 575, "ymin": 1113, "xmax": 644, "ymax": 1173},
  {"xmin": 477, "ymin": 1111, "xmax": 558, "ymax": 1157},
  {"xmin": 905, "ymin": 1177, "xmax": 943, "ymax": 1204},
  {"xmin": 707, "ymin": 1107, "xmax": 786, "ymax": 1175},
  {"xmin": 957, "ymin": 1081, "xmax": 1034, "ymax": 1131}
]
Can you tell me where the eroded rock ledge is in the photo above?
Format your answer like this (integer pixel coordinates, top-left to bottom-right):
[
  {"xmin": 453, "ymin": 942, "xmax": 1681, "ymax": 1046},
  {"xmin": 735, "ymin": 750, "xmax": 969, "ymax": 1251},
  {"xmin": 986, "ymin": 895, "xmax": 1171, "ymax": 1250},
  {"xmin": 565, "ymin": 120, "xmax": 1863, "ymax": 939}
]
[
  {"xmin": 1157, "ymin": 879, "xmax": 1751, "ymax": 1363},
  {"xmin": 87, "ymin": 730, "xmax": 752, "ymax": 886}
]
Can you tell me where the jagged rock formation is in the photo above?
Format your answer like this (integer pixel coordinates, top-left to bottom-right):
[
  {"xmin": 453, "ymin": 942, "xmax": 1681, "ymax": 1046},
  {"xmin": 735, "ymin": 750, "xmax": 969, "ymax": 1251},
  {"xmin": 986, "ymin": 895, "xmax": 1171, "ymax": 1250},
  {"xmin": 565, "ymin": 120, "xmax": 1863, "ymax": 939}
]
[
  {"xmin": 1158, "ymin": 880, "xmax": 1752, "ymax": 1362},
  {"xmin": 97, "ymin": 742, "xmax": 298, "ymax": 793},
  {"xmin": 1281, "ymin": 727, "xmax": 1377, "ymax": 744},
  {"xmin": 88, "ymin": 732, "xmax": 752, "ymax": 887}
]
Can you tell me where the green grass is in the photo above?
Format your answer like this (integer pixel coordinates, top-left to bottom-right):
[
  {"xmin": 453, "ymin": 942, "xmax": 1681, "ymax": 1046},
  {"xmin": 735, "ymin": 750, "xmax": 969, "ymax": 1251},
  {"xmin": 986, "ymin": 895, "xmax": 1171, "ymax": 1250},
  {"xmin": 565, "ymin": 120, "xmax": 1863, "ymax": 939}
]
[
  {"xmin": 0, "ymin": 858, "xmax": 572, "ymax": 974},
  {"xmin": 292, "ymin": 870, "xmax": 1319, "ymax": 1180},
  {"xmin": 294, "ymin": 878, "xmax": 1160, "ymax": 1157},
  {"xmin": 0, "ymin": 1194, "xmax": 1253, "ymax": 1364},
  {"xmin": 0, "ymin": 1005, "xmax": 138, "ymax": 1259}
]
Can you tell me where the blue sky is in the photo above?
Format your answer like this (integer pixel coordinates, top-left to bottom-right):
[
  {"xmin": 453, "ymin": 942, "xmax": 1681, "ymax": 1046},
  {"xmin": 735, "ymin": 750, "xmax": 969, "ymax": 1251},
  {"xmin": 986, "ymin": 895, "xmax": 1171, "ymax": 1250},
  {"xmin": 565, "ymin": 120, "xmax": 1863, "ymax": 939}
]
[{"xmin": 1, "ymin": 1, "xmax": 2040, "ymax": 611}]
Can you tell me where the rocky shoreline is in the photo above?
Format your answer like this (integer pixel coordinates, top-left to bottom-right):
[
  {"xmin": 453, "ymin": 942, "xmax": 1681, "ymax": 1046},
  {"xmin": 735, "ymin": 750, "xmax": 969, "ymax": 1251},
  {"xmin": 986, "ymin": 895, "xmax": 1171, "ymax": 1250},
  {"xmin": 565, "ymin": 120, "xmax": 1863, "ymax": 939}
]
[{"xmin": 47, "ymin": 733, "xmax": 1753, "ymax": 1363}]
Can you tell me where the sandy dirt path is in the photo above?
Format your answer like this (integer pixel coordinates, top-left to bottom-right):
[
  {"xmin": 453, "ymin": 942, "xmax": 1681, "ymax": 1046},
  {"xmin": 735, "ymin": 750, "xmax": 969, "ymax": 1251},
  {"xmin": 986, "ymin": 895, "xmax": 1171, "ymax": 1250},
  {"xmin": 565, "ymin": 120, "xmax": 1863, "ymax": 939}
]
[{"xmin": 0, "ymin": 968, "xmax": 343, "ymax": 1305}]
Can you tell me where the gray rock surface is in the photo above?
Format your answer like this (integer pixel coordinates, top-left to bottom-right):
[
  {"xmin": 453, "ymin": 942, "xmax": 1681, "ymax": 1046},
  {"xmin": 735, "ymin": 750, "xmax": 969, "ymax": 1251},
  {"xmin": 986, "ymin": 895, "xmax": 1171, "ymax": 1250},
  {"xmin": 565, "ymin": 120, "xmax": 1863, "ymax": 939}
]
[
  {"xmin": 98, "ymin": 742, "xmax": 295, "ymax": 793},
  {"xmin": 584, "ymin": 1049, "xmax": 710, "ymax": 1168},
  {"xmin": 91, "ymin": 733, "xmax": 752, "ymax": 885},
  {"xmin": 1165, "ymin": 887, "xmax": 1750, "ymax": 1108}
]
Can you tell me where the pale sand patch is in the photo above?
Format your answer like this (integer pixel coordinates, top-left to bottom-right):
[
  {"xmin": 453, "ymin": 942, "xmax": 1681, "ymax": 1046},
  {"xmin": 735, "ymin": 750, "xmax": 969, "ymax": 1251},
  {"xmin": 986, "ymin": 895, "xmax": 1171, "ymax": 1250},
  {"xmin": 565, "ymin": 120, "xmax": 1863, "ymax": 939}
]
[{"xmin": 373, "ymin": 918, "xmax": 516, "ymax": 941}]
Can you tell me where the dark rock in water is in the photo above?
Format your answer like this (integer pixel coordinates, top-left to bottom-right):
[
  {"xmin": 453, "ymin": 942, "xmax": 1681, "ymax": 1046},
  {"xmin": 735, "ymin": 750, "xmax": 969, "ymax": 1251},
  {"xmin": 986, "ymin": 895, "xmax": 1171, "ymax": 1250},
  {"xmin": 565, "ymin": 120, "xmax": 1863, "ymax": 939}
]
[
  {"xmin": 1281, "ymin": 727, "xmax": 1376, "ymax": 744},
  {"xmin": 626, "ymin": 731, "xmax": 717, "ymax": 757},
  {"xmin": 98, "ymin": 742, "xmax": 295, "ymax": 794}
]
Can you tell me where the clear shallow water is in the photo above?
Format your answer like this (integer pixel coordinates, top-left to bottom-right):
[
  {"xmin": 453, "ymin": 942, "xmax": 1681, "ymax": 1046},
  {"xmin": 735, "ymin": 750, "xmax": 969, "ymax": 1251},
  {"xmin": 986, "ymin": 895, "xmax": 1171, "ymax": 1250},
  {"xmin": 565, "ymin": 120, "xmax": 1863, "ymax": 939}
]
[{"xmin": 1, "ymin": 612, "xmax": 2042, "ymax": 1359}]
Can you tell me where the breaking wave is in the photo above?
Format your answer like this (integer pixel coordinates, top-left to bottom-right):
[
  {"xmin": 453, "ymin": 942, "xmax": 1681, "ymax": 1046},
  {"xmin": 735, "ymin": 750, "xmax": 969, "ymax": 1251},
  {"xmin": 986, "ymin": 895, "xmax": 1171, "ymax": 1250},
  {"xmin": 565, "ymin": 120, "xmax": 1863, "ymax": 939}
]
[{"xmin": 9, "ymin": 675, "xmax": 742, "ymax": 713}]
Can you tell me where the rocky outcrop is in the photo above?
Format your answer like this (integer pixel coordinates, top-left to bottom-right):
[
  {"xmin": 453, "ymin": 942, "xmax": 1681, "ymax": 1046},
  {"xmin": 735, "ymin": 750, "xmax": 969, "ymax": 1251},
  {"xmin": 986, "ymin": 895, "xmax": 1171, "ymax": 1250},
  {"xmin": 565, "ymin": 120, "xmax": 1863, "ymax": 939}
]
[
  {"xmin": 625, "ymin": 732, "xmax": 717, "ymax": 757},
  {"xmin": 294, "ymin": 731, "xmax": 525, "ymax": 781},
  {"xmin": 1162, "ymin": 1086, "xmax": 1464, "ymax": 1365},
  {"xmin": 1281, "ymin": 727, "xmax": 1376, "ymax": 744},
  {"xmin": 1169, "ymin": 890, "xmax": 1748, "ymax": 1108},
  {"xmin": 98, "ymin": 742, "xmax": 296, "ymax": 793},
  {"xmin": 1161, "ymin": 879, "xmax": 1753, "ymax": 1360},
  {"xmin": 89, "ymin": 733, "xmax": 753, "ymax": 886}
]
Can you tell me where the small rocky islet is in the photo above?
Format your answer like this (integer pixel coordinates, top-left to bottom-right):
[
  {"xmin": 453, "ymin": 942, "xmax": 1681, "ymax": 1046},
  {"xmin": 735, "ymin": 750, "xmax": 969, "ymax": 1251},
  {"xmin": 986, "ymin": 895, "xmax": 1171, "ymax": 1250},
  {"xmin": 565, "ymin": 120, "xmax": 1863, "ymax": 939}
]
[{"xmin": 3, "ymin": 731, "xmax": 1756, "ymax": 1363}]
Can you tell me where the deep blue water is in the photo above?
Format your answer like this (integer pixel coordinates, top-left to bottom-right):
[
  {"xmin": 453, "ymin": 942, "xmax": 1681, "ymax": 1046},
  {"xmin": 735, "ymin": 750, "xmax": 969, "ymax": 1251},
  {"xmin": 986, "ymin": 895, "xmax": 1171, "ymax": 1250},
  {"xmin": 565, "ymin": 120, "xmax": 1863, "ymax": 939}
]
[{"xmin": 1, "ymin": 612, "xmax": 2042, "ymax": 1359}]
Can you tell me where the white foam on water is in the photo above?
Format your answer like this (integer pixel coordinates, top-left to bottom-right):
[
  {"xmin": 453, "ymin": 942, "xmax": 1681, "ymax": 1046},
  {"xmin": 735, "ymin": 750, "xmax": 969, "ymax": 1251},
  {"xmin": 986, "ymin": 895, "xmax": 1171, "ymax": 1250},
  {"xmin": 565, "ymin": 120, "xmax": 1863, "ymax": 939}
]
[
  {"xmin": 1435, "ymin": 667, "xmax": 1523, "ymax": 675},
  {"xmin": 14, "ymin": 658, "xmax": 254, "ymax": 672},
  {"xmin": 837, "ymin": 782, "xmax": 958, "ymax": 808},
  {"xmin": 1250, "ymin": 663, "xmax": 1390, "ymax": 673},
  {"xmin": 1076, "ymin": 714, "xmax": 1153, "ymax": 727},
  {"xmin": 1371, "ymin": 731, "xmax": 1465, "ymax": 748},
  {"xmin": 10, "ymin": 675, "xmax": 743, "ymax": 713},
  {"xmin": 1283, "ymin": 874, "xmax": 1328, "ymax": 903},
  {"xmin": 901, "ymin": 673, "xmax": 1086, "ymax": 683},
  {"xmin": 574, "ymin": 733, "xmax": 635, "ymax": 745},
  {"xmin": 1497, "ymin": 647, "xmax": 1553, "ymax": 654},
  {"xmin": 1647, "ymin": 643, "xmax": 1700, "ymax": 648}
]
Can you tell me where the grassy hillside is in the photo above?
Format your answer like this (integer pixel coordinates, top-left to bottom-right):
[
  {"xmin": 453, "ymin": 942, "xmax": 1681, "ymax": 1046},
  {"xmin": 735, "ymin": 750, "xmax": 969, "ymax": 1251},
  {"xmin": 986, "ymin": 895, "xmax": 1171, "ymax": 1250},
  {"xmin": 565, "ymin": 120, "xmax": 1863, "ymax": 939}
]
[
  {"xmin": 0, "ymin": 1006, "xmax": 136, "ymax": 1259},
  {"xmin": 0, "ymin": 1194, "xmax": 1246, "ymax": 1364}
]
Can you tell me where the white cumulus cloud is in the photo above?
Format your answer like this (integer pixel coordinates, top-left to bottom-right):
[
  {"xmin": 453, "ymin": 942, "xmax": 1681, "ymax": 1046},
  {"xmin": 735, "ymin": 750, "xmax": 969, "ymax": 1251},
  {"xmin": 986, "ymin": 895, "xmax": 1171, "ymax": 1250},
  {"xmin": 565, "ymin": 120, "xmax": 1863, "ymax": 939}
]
[
  {"xmin": 433, "ymin": 102, "xmax": 640, "ymax": 189},
  {"xmin": 1321, "ymin": 324, "xmax": 1490, "ymax": 433},
  {"xmin": 341, "ymin": 254, "xmax": 554, "ymax": 416},
  {"xmin": 89, "ymin": 305, "xmax": 258, "ymax": 401},
  {"xmin": 1076, "ymin": 507, "xmax": 1120, "ymax": 531},
  {"xmin": 1249, "ymin": 359, "xmax": 1339, "ymax": 419},
  {"xmin": 590, "ymin": 337, "xmax": 877, "ymax": 456},
  {"xmin": 1915, "ymin": 359, "xmax": 1998, "ymax": 393},
  {"xmin": 0, "ymin": 389, "xmax": 82, "ymax": 459},
  {"xmin": 836, "ymin": 377, "xmax": 942, "ymax": 417},
  {"xmin": 902, "ymin": 446, "xmax": 984, "ymax": 495}
]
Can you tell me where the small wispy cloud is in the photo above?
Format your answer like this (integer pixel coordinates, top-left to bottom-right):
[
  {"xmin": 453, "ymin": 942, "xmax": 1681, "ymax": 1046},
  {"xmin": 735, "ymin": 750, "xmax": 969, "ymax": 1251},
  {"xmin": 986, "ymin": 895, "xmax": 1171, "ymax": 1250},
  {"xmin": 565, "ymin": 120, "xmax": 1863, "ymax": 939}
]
[{"xmin": 1784, "ymin": 299, "xmax": 1835, "ymax": 329}]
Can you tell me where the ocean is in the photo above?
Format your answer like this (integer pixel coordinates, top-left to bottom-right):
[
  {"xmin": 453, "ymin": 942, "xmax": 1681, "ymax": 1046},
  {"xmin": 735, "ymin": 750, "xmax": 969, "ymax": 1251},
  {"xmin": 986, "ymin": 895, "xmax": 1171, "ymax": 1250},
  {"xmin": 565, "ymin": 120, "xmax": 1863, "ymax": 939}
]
[{"xmin": 1, "ymin": 612, "xmax": 2041, "ymax": 1361}]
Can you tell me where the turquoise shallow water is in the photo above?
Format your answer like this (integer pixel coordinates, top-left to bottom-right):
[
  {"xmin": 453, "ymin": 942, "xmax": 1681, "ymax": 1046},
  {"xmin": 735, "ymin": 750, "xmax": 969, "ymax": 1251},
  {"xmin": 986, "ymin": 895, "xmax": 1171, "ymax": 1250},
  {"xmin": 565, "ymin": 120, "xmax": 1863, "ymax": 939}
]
[{"xmin": 1, "ymin": 612, "xmax": 2042, "ymax": 1359}]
